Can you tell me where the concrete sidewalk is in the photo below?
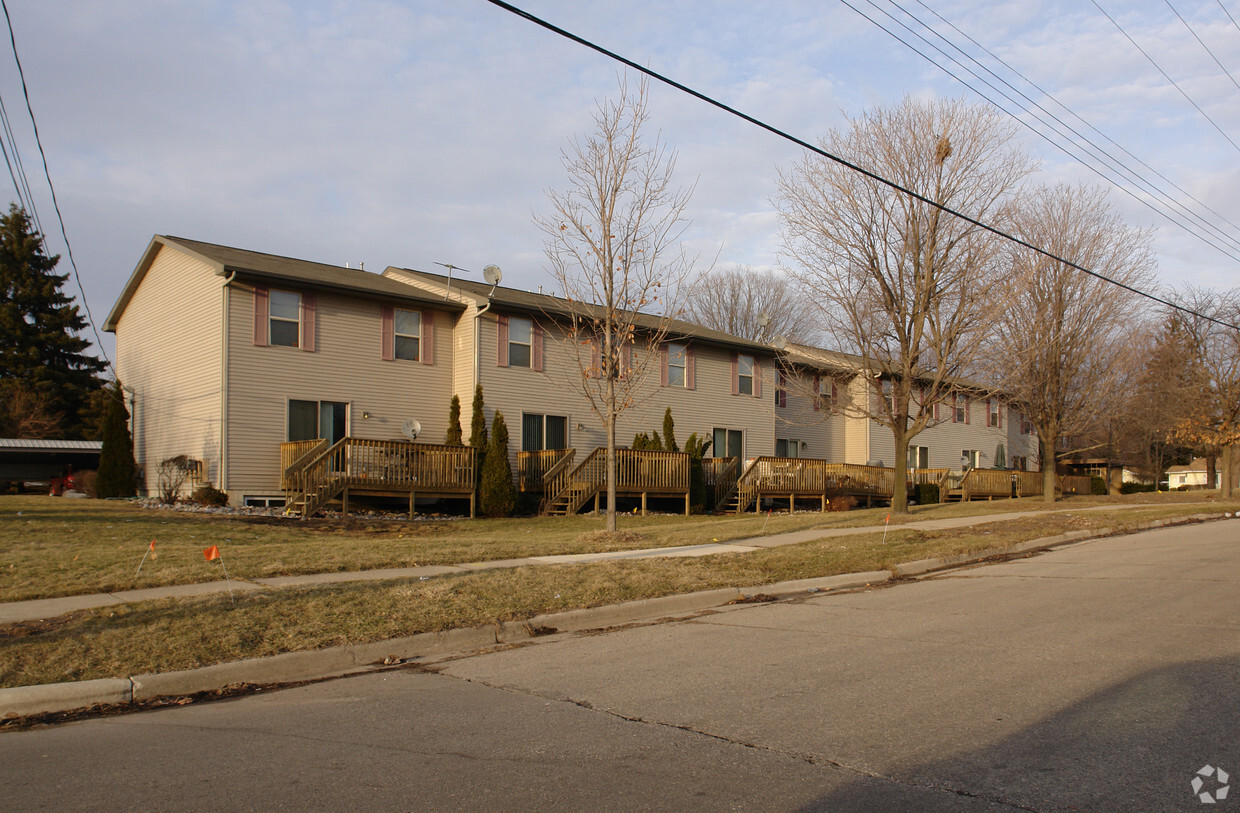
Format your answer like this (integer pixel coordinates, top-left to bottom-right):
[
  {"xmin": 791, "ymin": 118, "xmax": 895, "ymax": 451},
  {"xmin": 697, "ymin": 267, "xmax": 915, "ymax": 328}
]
[{"xmin": 0, "ymin": 502, "xmax": 1223, "ymax": 626}]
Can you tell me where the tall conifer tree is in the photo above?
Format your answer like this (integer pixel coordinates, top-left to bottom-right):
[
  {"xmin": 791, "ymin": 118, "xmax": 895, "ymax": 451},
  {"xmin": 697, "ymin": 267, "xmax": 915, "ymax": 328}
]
[{"xmin": 0, "ymin": 204, "xmax": 105, "ymax": 437}]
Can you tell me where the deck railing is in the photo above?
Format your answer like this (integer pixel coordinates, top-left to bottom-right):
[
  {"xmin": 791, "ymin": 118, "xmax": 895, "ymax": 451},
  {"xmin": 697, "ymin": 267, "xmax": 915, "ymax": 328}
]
[
  {"xmin": 732, "ymin": 458, "xmax": 903, "ymax": 512},
  {"xmin": 517, "ymin": 448, "xmax": 574, "ymax": 491},
  {"xmin": 543, "ymin": 448, "xmax": 691, "ymax": 515},
  {"xmin": 960, "ymin": 468, "xmax": 1015, "ymax": 500},
  {"xmin": 704, "ymin": 457, "xmax": 740, "ymax": 510},
  {"xmin": 280, "ymin": 438, "xmax": 327, "ymax": 490},
  {"xmin": 283, "ymin": 438, "xmax": 476, "ymax": 516},
  {"xmin": 1014, "ymin": 470, "xmax": 1043, "ymax": 497}
]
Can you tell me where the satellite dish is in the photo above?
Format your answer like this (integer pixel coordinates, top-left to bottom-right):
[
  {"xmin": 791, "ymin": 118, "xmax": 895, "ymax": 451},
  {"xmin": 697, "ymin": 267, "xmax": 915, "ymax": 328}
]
[
  {"xmin": 401, "ymin": 419, "xmax": 422, "ymax": 440},
  {"xmin": 772, "ymin": 334, "xmax": 788, "ymax": 351},
  {"xmin": 757, "ymin": 311, "xmax": 770, "ymax": 328},
  {"xmin": 483, "ymin": 265, "xmax": 502, "ymax": 286}
]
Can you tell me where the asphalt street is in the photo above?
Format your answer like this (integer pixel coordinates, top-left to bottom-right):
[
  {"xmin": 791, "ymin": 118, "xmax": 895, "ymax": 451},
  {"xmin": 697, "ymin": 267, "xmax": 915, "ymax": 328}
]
[{"xmin": 2, "ymin": 520, "xmax": 1237, "ymax": 811}]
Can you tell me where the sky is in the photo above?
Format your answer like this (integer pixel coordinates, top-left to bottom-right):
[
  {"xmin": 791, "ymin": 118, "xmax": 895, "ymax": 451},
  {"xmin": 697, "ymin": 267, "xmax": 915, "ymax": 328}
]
[{"xmin": 3, "ymin": 0, "xmax": 1239, "ymax": 364}]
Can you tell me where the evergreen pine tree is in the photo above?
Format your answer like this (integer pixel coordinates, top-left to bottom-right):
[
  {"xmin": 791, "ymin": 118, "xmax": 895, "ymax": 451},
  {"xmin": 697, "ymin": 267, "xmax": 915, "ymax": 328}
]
[
  {"xmin": 468, "ymin": 384, "xmax": 487, "ymax": 479},
  {"xmin": 445, "ymin": 394, "xmax": 463, "ymax": 445},
  {"xmin": 479, "ymin": 410, "xmax": 516, "ymax": 517},
  {"xmin": 0, "ymin": 204, "xmax": 105, "ymax": 437},
  {"xmin": 662, "ymin": 408, "xmax": 679, "ymax": 452},
  {"xmin": 96, "ymin": 381, "xmax": 137, "ymax": 498}
]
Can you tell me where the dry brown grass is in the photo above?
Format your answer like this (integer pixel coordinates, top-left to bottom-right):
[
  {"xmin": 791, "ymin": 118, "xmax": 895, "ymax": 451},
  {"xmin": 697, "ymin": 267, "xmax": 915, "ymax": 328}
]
[{"xmin": 2, "ymin": 495, "xmax": 1235, "ymax": 689}]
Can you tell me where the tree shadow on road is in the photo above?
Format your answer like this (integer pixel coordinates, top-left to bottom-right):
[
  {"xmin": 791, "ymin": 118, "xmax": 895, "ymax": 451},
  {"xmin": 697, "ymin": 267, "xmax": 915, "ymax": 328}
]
[{"xmin": 800, "ymin": 655, "xmax": 1240, "ymax": 811}]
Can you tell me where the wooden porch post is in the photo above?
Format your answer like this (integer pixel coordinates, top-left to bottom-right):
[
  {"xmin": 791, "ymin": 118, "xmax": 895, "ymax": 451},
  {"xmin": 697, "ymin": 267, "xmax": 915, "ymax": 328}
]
[
  {"xmin": 684, "ymin": 492, "xmax": 690, "ymax": 516},
  {"xmin": 342, "ymin": 488, "xmax": 349, "ymax": 517},
  {"xmin": 641, "ymin": 492, "xmax": 647, "ymax": 516}
]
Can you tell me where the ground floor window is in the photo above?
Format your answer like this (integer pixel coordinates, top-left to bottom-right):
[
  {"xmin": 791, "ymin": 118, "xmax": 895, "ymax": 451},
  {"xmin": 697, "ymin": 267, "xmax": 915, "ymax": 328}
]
[
  {"xmin": 713, "ymin": 428, "xmax": 743, "ymax": 459},
  {"xmin": 775, "ymin": 438, "xmax": 800, "ymax": 458},
  {"xmin": 907, "ymin": 445, "xmax": 929, "ymax": 469},
  {"xmin": 522, "ymin": 413, "xmax": 568, "ymax": 452},
  {"xmin": 1010, "ymin": 456, "xmax": 1028, "ymax": 471},
  {"xmin": 961, "ymin": 449, "xmax": 981, "ymax": 470},
  {"xmin": 288, "ymin": 399, "xmax": 348, "ymax": 444}
]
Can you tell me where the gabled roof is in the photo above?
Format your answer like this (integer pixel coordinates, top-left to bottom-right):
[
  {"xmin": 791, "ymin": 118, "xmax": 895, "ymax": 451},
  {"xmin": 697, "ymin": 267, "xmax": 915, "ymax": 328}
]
[
  {"xmin": 0, "ymin": 438, "xmax": 103, "ymax": 452},
  {"xmin": 384, "ymin": 267, "xmax": 776, "ymax": 355},
  {"xmin": 105, "ymin": 236, "xmax": 463, "ymax": 331}
]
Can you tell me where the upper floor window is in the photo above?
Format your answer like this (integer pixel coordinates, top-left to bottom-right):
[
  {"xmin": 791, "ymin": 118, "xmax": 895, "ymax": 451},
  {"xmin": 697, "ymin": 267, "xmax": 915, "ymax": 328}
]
[
  {"xmin": 987, "ymin": 399, "xmax": 1002, "ymax": 429},
  {"xmin": 381, "ymin": 306, "xmax": 433, "ymax": 365},
  {"xmin": 394, "ymin": 309, "xmax": 421, "ymax": 361},
  {"xmin": 775, "ymin": 371, "xmax": 787, "ymax": 408},
  {"xmin": 269, "ymin": 290, "xmax": 301, "ymax": 347},
  {"xmin": 498, "ymin": 314, "xmax": 542, "ymax": 370},
  {"xmin": 508, "ymin": 316, "xmax": 532, "ymax": 367},
  {"xmin": 254, "ymin": 286, "xmax": 315, "ymax": 352},
  {"xmin": 953, "ymin": 394, "xmax": 970, "ymax": 424},
  {"xmin": 667, "ymin": 342, "xmax": 687, "ymax": 387},
  {"xmin": 734, "ymin": 353, "xmax": 757, "ymax": 396}
]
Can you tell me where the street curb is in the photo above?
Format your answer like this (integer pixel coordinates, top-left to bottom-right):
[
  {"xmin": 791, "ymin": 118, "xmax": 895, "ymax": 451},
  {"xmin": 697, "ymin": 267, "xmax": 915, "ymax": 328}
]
[{"xmin": 3, "ymin": 511, "xmax": 1233, "ymax": 720}]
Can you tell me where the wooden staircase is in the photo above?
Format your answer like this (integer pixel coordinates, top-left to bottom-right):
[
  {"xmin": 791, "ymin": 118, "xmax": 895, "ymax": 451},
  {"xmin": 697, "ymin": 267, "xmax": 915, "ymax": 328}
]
[{"xmin": 542, "ymin": 449, "xmax": 604, "ymax": 516}]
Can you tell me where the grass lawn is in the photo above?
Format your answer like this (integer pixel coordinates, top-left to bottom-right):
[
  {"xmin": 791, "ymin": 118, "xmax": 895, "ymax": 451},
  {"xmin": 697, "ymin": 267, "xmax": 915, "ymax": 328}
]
[{"xmin": 1, "ymin": 491, "xmax": 1236, "ymax": 690}]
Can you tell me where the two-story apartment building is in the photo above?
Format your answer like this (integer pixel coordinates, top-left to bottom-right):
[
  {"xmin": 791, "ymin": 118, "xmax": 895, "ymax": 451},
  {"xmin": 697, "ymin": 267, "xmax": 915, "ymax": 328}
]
[{"xmin": 105, "ymin": 236, "xmax": 1039, "ymax": 509}]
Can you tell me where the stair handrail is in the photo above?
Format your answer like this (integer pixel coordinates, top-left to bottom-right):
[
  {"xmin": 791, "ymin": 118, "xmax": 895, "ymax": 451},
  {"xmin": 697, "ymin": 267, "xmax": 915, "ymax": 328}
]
[
  {"xmin": 541, "ymin": 448, "xmax": 578, "ymax": 502},
  {"xmin": 292, "ymin": 437, "xmax": 351, "ymax": 516}
]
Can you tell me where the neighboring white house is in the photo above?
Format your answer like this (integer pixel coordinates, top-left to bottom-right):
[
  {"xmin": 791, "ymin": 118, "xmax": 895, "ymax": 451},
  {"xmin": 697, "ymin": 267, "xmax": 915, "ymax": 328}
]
[{"xmin": 1166, "ymin": 458, "xmax": 1220, "ymax": 489}]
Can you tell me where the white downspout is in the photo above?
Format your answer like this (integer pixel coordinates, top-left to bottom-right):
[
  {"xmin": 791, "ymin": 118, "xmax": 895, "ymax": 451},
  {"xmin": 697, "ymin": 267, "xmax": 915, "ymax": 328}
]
[{"xmin": 219, "ymin": 270, "xmax": 237, "ymax": 491}]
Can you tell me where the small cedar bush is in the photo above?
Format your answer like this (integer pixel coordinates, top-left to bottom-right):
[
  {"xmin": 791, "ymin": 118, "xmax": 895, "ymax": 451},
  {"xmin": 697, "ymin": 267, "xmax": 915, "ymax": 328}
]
[{"xmin": 191, "ymin": 483, "xmax": 229, "ymax": 507}]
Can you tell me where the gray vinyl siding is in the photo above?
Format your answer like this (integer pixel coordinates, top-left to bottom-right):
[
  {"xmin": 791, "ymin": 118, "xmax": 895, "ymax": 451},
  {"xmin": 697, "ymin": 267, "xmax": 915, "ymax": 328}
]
[
  {"xmin": 475, "ymin": 312, "xmax": 776, "ymax": 474},
  {"xmin": 775, "ymin": 372, "xmax": 848, "ymax": 461},
  {"xmin": 112, "ymin": 246, "xmax": 223, "ymax": 497},
  {"xmin": 224, "ymin": 286, "xmax": 455, "ymax": 496}
]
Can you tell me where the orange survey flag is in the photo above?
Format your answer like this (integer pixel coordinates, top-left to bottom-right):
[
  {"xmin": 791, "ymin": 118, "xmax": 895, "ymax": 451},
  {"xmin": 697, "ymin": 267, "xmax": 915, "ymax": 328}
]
[
  {"xmin": 203, "ymin": 544, "xmax": 220, "ymax": 561},
  {"xmin": 148, "ymin": 539, "xmax": 156, "ymax": 551}
]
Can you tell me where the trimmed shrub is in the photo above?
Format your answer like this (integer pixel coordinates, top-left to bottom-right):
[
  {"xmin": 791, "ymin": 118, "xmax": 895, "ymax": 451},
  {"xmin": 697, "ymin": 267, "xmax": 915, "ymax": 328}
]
[
  {"xmin": 191, "ymin": 483, "xmax": 229, "ymax": 507},
  {"xmin": 446, "ymin": 394, "xmax": 463, "ymax": 445},
  {"xmin": 916, "ymin": 482, "xmax": 940, "ymax": 505},
  {"xmin": 479, "ymin": 410, "xmax": 516, "ymax": 517},
  {"xmin": 96, "ymin": 382, "xmax": 137, "ymax": 498},
  {"xmin": 1090, "ymin": 476, "xmax": 1108, "ymax": 495},
  {"xmin": 1120, "ymin": 481, "xmax": 1155, "ymax": 494}
]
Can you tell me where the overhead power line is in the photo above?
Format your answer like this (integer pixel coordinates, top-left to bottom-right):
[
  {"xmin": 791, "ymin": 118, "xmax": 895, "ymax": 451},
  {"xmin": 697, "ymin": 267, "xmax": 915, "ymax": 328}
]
[
  {"xmin": 865, "ymin": 0, "xmax": 1240, "ymax": 263},
  {"xmin": 1165, "ymin": 0, "xmax": 1240, "ymax": 96},
  {"xmin": 482, "ymin": 0, "xmax": 1240, "ymax": 332},
  {"xmin": 0, "ymin": 0, "xmax": 113, "ymax": 371},
  {"xmin": 905, "ymin": 0, "xmax": 1240, "ymax": 258},
  {"xmin": 1092, "ymin": 0, "xmax": 1240, "ymax": 156}
]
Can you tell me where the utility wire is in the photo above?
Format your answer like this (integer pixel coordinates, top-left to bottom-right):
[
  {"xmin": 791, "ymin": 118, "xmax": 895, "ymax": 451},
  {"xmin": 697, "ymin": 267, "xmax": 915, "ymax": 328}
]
[
  {"xmin": 1165, "ymin": 0, "xmax": 1240, "ymax": 95},
  {"xmin": 482, "ymin": 0, "xmax": 1240, "ymax": 331},
  {"xmin": 848, "ymin": 0, "xmax": 1240, "ymax": 262},
  {"xmin": 909, "ymin": 0, "xmax": 1240, "ymax": 257},
  {"xmin": 1219, "ymin": 0, "xmax": 1240, "ymax": 35},
  {"xmin": 0, "ymin": 0, "xmax": 113, "ymax": 371},
  {"xmin": 1092, "ymin": 0, "xmax": 1240, "ymax": 156}
]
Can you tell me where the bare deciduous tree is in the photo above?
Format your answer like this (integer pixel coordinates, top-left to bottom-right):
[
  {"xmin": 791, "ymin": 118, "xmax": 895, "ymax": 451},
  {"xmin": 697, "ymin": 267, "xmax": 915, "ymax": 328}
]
[
  {"xmin": 1167, "ymin": 287, "xmax": 1240, "ymax": 497},
  {"xmin": 776, "ymin": 96, "xmax": 1035, "ymax": 513},
  {"xmin": 535, "ymin": 77, "xmax": 697, "ymax": 531},
  {"xmin": 993, "ymin": 183, "xmax": 1156, "ymax": 502},
  {"xmin": 683, "ymin": 266, "xmax": 821, "ymax": 344}
]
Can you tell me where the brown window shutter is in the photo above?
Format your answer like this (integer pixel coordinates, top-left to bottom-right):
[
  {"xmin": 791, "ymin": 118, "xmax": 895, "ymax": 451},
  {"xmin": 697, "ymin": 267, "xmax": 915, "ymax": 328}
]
[
  {"xmin": 813, "ymin": 375, "xmax": 820, "ymax": 411},
  {"xmin": 659, "ymin": 344, "xmax": 668, "ymax": 387},
  {"xmin": 497, "ymin": 315, "xmax": 509, "ymax": 367},
  {"xmin": 731, "ymin": 352, "xmax": 739, "ymax": 396},
  {"xmin": 253, "ymin": 286, "xmax": 269, "ymax": 346},
  {"xmin": 686, "ymin": 346, "xmax": 696, "ymax": 389},
  {"xmin": 753, "ymin": 360, "xmax": 762, "ymax": 399},
  {"xmin": 421, "ymin": 309, "xmax": 434, "ymax": 365},
  {"xmin": 532, "ymin": 322, "xmax": 544, "ymax": 372},
  {"xmin": 621, "ymin": 342, "xmax": 632, "ymax": 378},
  {"xmin": 381, "ymin": 305, "xmax": 394, "ymax": 360},
  {"xmin": 300, "ymin": 294, "xmax": 316, "ymax": 352}
]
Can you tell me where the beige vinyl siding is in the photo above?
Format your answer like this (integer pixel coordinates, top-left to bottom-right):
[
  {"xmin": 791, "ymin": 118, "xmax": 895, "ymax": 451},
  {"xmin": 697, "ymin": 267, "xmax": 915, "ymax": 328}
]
[
  {"xmin": 843, "ymin": 378, "xmax": 873, "ymax": 464},
  {"xmin": 112, "ymin": 246, "xmax": 223, "ymax": 497},
  {"xmin": 476, "ymin": 312, "xmax": 776, "ymax": 474},
  {"xmin": 864, "ymin": 397, "xmax": 1022, "ymax": 470},
  {"xmin": 224, "ymin": 287, "xmax": 455, "ymax": 496}
]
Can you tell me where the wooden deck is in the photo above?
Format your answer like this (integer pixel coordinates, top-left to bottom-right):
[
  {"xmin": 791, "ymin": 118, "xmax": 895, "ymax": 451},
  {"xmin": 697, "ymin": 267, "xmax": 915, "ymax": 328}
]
[
  {"xmin": 282, "ymin": 438, "xmax": 476, "ymax": 517},
  {"xmin": 524, "ymin": 448, "xmax": 691, "ymax": 516}
]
